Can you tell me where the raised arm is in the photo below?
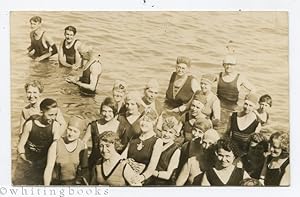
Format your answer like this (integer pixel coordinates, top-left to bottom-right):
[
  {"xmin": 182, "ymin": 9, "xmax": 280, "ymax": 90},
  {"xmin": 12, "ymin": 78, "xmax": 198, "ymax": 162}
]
[
  {"xmin": 43, "ymin": 141, "xmax": 57, "ymax": 185},
  {"xmin": 52, "ymin": 121, "xmax": 64, "ymax": 140},
  {"xmin": 238, "ymin": 74, "xmax": 256, "ymax": 92}
]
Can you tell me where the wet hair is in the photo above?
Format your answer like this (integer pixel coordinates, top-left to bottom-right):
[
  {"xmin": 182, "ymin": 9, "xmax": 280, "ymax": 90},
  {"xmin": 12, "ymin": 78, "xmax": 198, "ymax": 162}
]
[
  {"xmin": 215, "ymin": 138, "xmax": 238, "ymax": 157},
  {"xmin": 24, "ymin": 80, "xmax": 44, "ymax": 93},
  {"xmin": 247, "ymin": 133, "xmax": 269, "ymax": 152},
  {"xmin": 176, "ymin": 56, "xmax": 191, "ymax": 68},
  {"xmin": 240, "ymin": 178, "xmax": 263, "ymax": 186},
  {"xmin": 29, "ymin": 16, "xmax": 42, "ymax": 23},
  {"xmin": 64, "ymin": 26, "xmax": 77, "ymax": 35},
  {"xmin": 270, "ymin": 131, "xmax": 289, "ymax": 155},
  {"xmin": 40, "ymin": 98, "xmax": 58, "ymax": 112},
  {"xmin": 193, "ymin": 118, "xmax": 212, "ymax": 132},
  {"xmin": 100, "ymin": 97, "xmax": 118, "ymax": 116},
  {"xmin": 98, "ymin": 131, "xmax": 123, "ymax": 152},
  {"xmin": 259, "ymin": 94, "xmax": 272, "ymax": 107}
]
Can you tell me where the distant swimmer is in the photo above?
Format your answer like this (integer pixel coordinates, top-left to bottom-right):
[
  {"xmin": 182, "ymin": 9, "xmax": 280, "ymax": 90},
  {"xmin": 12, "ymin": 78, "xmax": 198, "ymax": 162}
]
[
  {"xmin": 65, "ymin": 43, "xmax": 102, "ymax": 97},
  {"xmin": 58, "ymin": 26, "xmax": 82, "ymax": 69},
  {"xmin": 165, "ymin": 56, "xmax": 200, "ymax": 109},
  {"xmin": 27, "ymin": 16, "xmax": 58, "ymax": 62}
]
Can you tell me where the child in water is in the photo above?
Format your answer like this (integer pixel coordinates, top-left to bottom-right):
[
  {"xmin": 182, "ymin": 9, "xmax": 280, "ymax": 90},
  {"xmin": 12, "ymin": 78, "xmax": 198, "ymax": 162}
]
[{"xmin": 254, "ymin": 94, "xmax": 272, "ymax": 126}]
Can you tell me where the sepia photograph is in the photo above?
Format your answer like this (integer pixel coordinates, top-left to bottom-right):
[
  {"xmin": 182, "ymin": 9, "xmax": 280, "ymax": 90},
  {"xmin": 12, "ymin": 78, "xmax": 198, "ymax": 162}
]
[{"xmin": 10, "ymin": 10, "xmax": 289, "ymax": 187}]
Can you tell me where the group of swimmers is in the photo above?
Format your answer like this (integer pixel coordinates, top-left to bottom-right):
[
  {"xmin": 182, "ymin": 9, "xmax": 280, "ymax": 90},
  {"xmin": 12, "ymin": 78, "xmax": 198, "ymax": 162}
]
[{"xmin": 13, "ymin": 15, "xmax": 289, "ymax": 186}]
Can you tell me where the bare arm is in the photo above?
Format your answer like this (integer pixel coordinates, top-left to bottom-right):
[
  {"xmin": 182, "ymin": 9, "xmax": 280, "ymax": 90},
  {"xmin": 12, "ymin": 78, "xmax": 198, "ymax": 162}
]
[
  {"xmin": 225, "ymin": 115, "xmax": 232, "ymax": 137},
  {"xmin": 82, "ymin": 124, "xmax": 92, "ymax": 144},
  {"xmin": 212, "ymin": 98, "xmax": 221, "ymax": 120},
  {"xmin": 254, "ymin": 122, "xmax": 261, "ymax": 133},
  {"xmin": 176, "ymin": 158, "xmax": 190, "ymax": 186},
  {"xmin": 56, "ymin": 108, "xmax": 67, "ymax": 134},
  {"xmin": 76, "ymin": 62, "xmax": 102, "ymax": 91},
  {"xmin": 200, "ymin": 172, "xmax": 211, "ymax": 186},
  {"xmin": 19, "ymin": 110, "xmax": 26, "ymax": 135},
  {"xmin": 279, "ymin": 164, "xmax": 290, "ymax": 186},
  {"xmin": 238, "ymin": 74, "xmax": 256, "ymax": 92},
  {"xmin": 17, "ymin": 120, "xmax": 32, "ymax": 155},
  {"xmin": 52, "ymin": 121, "xmax": 63, "ymax": 140},
  {"xmin": 72, "ymin": 41, "xmax": 83, "ymax": 70},
  {"xmin": 191, "ymin": 78, "xmax": 201, "ymax": 93},
  {"xmin": 154, "ymin": 149, "xmax": 180, "ymax": 180},
  {"xmin": 43, "ymin": 141, "xmax": 57, "ymax": 185}
]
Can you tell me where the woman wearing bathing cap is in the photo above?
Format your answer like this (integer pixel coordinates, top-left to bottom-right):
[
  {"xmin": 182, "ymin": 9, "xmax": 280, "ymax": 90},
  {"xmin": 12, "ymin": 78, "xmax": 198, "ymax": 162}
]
[
  {"xmin": 216, "ymin": 54, "xmax": 255, "ymax": 111},
  {"xmin": 165, "ymin": 56, "xmax": 200, "ymax": 109},
  {"xmin": 140, "ymin": 79, "xmax": 163, "ymax": 117},
  {"xmin": 117, "ymin": 92, "xmax": 143, "ymax": 149},
  {"xmin": 226, "ymin": 93, "xmax": 261, "ymax": 157},
  {"xmin": 44, "ymin": 116, "xmax": 89, "ymax": 185}
]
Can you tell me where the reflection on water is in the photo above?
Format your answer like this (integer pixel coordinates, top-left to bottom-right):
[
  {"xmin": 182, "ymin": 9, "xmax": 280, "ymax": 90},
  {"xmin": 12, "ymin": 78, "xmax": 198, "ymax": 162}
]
[{"xmin": 10, "ymin": 11, "xmax": 289, "ymax": 183}]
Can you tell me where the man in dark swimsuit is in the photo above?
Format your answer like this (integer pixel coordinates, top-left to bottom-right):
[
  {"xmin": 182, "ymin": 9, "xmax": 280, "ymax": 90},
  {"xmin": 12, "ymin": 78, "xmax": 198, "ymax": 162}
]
[
  {"xmin": 27, "ymin": 16, "xmax": 58, "ymax": 62},
  {"xmin": 58, "ymin": 26, "xmax": 82, "ymax": 69}
]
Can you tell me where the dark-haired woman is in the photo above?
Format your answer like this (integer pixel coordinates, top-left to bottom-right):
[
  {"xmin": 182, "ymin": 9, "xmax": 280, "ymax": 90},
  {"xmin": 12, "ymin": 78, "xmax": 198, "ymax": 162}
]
[
  {"xmin": 201, "ymin": 139, "xmax": 250, "ymax": 186},
  {"xmin": 83, "ymin": 97, "xmax": 120, "ymax": 169}
]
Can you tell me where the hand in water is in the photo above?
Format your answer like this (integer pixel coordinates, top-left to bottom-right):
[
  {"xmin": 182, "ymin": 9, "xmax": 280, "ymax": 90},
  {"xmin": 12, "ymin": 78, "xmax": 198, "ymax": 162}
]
[
  {"xmin": 19, "ymin": 154, "xmax": 32, "ymax": 165},
  {"xmin": 65, "ymin": 76, "xmax": 77, "ymax": 84},
  {"xmin": 72, "ymin": 64, "xmax": 81, "ymax": 70}
]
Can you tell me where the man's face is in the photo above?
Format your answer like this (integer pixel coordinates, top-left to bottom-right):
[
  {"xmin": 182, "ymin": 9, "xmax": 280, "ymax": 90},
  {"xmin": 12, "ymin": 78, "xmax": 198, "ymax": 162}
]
[
  {"xmin": 30, "ymin": 21, "xmax": 41, "ymax": 31},
  {"xmin": 42, "ymin": 107, "xmax": 58, "ymax": 124},
  {"xmin": 223, "ymin": 63, "xmax": 236, "ymax": 74},
  {"xmin": 64, "ymin": 30, "xmax": 75, "ymax": 43}
]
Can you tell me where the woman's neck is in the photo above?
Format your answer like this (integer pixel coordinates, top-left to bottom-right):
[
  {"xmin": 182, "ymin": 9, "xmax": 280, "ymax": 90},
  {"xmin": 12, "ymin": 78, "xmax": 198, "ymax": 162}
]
[{"xmin": 140, "ymin": 130, "xmax": 155, "ymax": 140}]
